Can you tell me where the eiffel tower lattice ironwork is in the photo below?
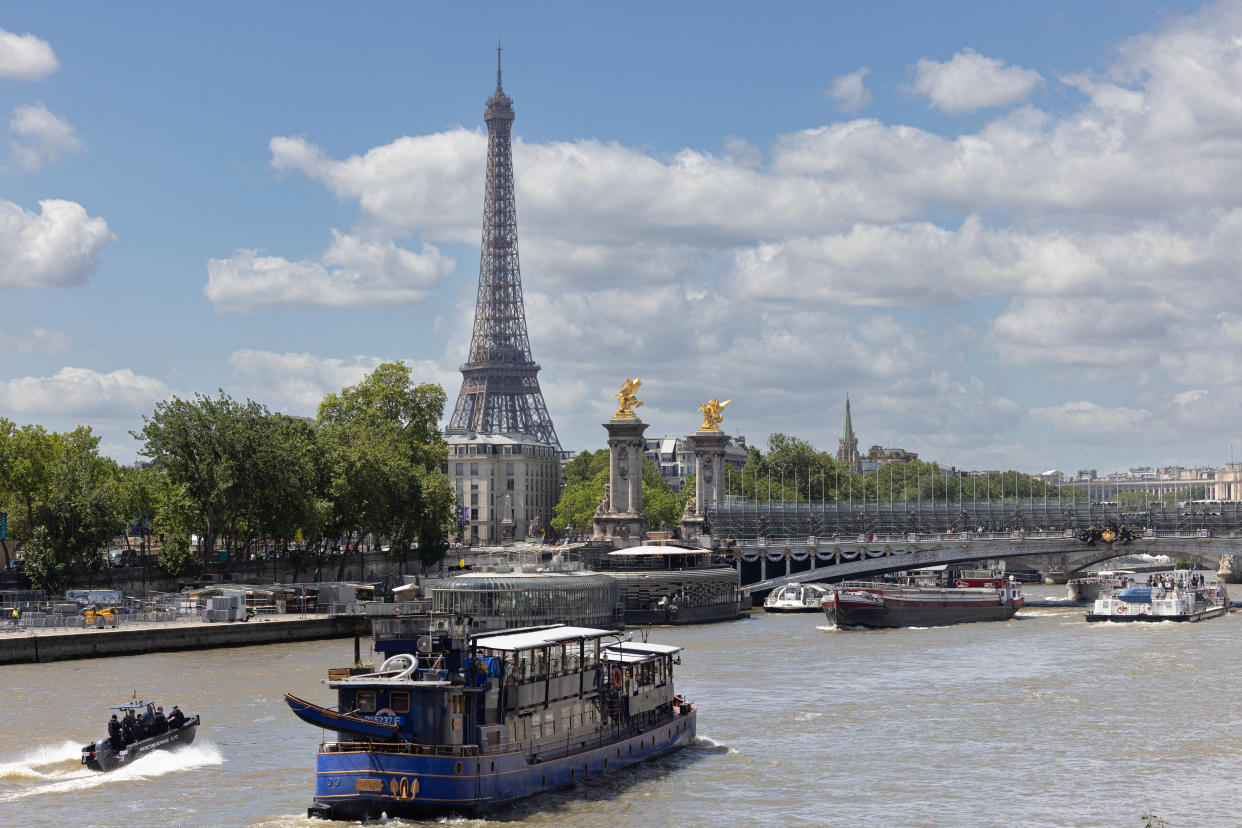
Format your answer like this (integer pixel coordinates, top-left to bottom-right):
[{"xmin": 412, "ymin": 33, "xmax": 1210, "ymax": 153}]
[{"xmin": 446, "ymin": 48, "xmax": 561, "ymax": 450}]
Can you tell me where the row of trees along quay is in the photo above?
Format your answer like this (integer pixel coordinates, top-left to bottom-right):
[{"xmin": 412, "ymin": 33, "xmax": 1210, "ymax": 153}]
[{"xmin": 0, "ymin": 362, "xmax": 454, "ymax": 595}]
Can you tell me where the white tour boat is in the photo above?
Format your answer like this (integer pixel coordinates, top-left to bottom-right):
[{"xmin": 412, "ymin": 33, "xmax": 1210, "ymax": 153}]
[
  {"xmin": 763, "ymin": 582, "xmax": 831, "ymax": 613},
  {"xmin": 1086, "ymin": 570, "xmax": 1228, "ymax": 622}
]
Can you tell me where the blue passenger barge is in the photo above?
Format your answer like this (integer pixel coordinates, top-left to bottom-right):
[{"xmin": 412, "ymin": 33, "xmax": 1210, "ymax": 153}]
[{"xmin": 287, "ymin": 617, "xmax": 696, "ymax": 819}]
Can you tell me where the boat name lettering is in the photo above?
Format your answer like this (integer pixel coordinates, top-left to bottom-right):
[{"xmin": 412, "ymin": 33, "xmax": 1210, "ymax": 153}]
[
  {"xmin": 360, "ymin": 714, "xmax": 402, "ymax": 725},
  {"xmin": 355, "ymin": 778, "xmax": 383, "ymax": 792}
]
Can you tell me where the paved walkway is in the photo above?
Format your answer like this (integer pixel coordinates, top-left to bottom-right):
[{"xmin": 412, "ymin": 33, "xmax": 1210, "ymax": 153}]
[{"xmin": 0, "ymin": 613, "xmax": 325, "ymax": 639}]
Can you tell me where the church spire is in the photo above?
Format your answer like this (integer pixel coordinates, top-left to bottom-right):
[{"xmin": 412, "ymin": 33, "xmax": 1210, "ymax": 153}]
[{"xmin": 837, "ymin": 395, "xmax": 860, "ymax": 473}]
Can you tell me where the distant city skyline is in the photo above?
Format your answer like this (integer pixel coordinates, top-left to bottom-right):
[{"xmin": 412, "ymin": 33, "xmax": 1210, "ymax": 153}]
[{"xmin": 2, "ymin": 1, "xmax": 1240, "ymax": 475}]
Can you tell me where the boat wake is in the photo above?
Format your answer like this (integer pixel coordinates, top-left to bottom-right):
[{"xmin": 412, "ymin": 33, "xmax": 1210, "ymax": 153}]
[
  {"xmin": 0, "ymin": 741, "xmax": 222, "ymax": 803},
  {"xmin": 691, "ymin": 734, "xmax": 734, "ymax": 754},
  {"xmin": 0, "ymin": 740, "xmax": 83, "ymax": 782}
]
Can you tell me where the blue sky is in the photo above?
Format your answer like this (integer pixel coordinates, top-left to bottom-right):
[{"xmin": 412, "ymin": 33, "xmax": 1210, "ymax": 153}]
[{"xmin": 2, "ymin": 0, "xmax": 1239, "ymax": 475}]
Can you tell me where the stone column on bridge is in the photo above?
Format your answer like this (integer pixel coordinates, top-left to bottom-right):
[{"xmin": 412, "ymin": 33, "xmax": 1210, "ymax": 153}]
[
  {"xmin": 681, "ymin": 400, "xmax": 731, "ymax": 545},
  {"xmin": 592, "ymin": 379, "xmax": 648, "ymax": 548}
]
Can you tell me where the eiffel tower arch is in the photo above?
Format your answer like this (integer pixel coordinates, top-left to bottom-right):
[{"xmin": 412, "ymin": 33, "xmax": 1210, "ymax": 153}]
[{"xmin": 444, "ymin": 50, "xmax": 563, "ymax": 546}]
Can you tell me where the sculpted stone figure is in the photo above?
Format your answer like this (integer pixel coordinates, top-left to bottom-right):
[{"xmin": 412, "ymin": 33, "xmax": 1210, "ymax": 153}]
[
  {"xmin": 617, "ymin": 446, "xmax": 628, "ymax": 478},
  {"xmin": 697, "ymin": 397, "xmax": 732, "ymax": 431},
  {"xmin": 612, "ymin": 378, "xmax": 643, "ymax": 419}
]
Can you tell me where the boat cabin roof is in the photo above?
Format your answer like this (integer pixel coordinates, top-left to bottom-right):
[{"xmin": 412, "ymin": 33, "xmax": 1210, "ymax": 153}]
[
  {"xmin": 474, "ymin": 625, "xmax": 614, "ymax": 652},
  {"xmin": 109, "ymin": 700, "xmax": 154, "ymax": 710},
  {"xmin": 601, "ymin": 642, "xmax": 683, "ymax": 664}
]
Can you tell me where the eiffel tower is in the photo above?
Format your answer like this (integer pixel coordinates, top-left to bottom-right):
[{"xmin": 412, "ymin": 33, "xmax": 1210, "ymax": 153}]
[{"xmin": 446, "ymin": 48, "xmax": 561, "ymax": 450}]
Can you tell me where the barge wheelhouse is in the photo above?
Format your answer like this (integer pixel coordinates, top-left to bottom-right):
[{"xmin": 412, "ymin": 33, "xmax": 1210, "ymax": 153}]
[{"xmin": 289, "ymin": 619, "xmax": 696, "ymax": 820}]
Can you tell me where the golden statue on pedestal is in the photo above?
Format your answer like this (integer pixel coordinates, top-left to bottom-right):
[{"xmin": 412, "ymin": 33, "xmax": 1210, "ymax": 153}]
[
  {"xmin": 697, "ymin": 397, "xmax": 731, "ymax": 431},
  {"xmin": 612, "ymin": 378, "xmax": 643, "ymax": 419}
]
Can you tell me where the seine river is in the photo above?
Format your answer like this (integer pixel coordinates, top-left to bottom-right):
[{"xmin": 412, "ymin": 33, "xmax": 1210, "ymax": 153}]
[{"xmin": 2, "ymin": 585, "xmax": 1240, "ymax": 827}]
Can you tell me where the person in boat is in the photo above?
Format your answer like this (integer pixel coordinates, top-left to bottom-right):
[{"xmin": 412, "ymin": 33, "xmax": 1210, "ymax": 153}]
[
  {"xmin": 167, "ymin": 705, "xmax": 185, "ymax": 730},
  {"xmin": 141, "ymin": 707, "xmax": 154, "ymax": 735},
  {"xmin": 153, "ymin": 706, "xmax": 167, "ymax": 735},
  {"xmin": 107, "ymin": 715, "xmax": 122, "ymax": 752},
  {"xmin": 119, "ymin": 714, "xmax": 134, "ymax": 747}
]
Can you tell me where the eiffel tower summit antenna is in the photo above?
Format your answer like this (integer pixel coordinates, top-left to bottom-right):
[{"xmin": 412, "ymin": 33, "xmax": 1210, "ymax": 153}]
[{"xmin": 446, "ymin": 49, "xmax": 561, "ymax": 450}]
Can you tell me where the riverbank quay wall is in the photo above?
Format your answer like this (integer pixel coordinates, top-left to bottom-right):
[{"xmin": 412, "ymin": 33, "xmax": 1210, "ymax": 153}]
[{"xmin": 0, "ymin": 614, "xmax": 368, "ymax": 665}]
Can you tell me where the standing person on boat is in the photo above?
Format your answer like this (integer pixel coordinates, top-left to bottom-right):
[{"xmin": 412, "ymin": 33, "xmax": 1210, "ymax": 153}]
[
  {"xmin": 107, "ymin": 715, "xmax": 121, "ymax": 751},
  {"xmin": 152, "ymin": 707, "xmax": 167, "ymax": 734},
  {"xmin": 167, "ymin": 706, "xmax": 185, "ymax": 729},
  {"xmin": 119, "ymin": 714, "xmax": 133, "ymax": 747}
]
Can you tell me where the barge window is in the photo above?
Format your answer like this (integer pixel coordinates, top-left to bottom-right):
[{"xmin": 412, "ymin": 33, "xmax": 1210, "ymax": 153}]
[
  {"xmin": 355, "ymin": 691, "xmax": 377, "ymax": 713},
  {"xmin": 389, "ymin": 691, "xmax": 410, "ymax": 714}
]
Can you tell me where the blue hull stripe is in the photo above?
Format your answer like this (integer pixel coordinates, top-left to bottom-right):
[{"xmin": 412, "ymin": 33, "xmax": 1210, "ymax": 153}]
[{"xmin": 311, "ymin": 711, "xmax": 696, "ymax": 816}]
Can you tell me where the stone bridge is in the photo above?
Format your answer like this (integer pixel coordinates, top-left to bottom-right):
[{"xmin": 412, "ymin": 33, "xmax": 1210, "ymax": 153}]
[{"xmin": 726, "ymin": 530, "xmax": 1242, "ymax": 597}]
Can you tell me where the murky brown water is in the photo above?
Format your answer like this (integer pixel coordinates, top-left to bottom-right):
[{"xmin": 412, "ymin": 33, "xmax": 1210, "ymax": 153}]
[{"xmin": 2, "ymin": 585, "xmax": 1239, "ymax": 827}]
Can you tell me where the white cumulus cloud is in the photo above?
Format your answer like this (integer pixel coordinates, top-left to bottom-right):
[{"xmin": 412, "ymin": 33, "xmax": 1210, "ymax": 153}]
[
  {"xmin": 9, "ymin": 102, "xmax": 83, "ymax": 171},
  {"xmin": 0, "ymin": 28, "xmax": 58, "ymax": 80},
  {"xmin": 228, "ymin": 349, "xmax": 460, "ymax": 413},
  {"xmin": 826, "ymin": 67, "xmax": 872, "ymax": 112},
  {"xmin": 204, "ymin": 230, "xmax": 454, "ymax": 313},
  {"xmin": 224, "ymin": 1, "xmax": 1242, "ymax": 469},
  {"xmin": 0, "ymin": 327, "xmax": 72, "ymax": 355},
  {"xmin": 0, "ymin": 367, "xmax": 171, "ymax": 420},
  {"xmin": 0, "ymin": 198, "xmax": 115, "ymax": 288},
  {"xmin": 910, "ymin": 48, "xmax": 1042, "ymax": 114}
]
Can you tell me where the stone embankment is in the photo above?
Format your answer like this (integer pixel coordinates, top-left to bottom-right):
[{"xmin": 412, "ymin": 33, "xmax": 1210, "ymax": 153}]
[{"xmin": 0, "ymin": 614, "xmax": 369, "ymax": 665}]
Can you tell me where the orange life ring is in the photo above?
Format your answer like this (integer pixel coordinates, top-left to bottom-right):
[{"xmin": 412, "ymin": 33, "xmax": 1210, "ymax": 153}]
[
  {"xmin": 610, "ymin": 666, "xmax": 624, "ymax": 689},
  {"xmin": 1116, "ymin": 604, "xmax": 1126, "ymax": 614}
]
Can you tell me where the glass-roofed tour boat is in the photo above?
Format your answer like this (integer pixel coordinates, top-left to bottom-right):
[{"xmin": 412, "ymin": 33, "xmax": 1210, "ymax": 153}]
[{"xmin": 286, "ymin": 617, "xmax": 696, "ymax": 820}]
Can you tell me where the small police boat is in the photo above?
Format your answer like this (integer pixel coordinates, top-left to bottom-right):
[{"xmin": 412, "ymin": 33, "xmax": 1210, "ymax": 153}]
[
  {"xmin": 81, "ymin": 700, "xmax": 200, "ymax": 771},
  {"xmin": 287, "ymin": 618, "xmax": 696, "ymax": 820}
]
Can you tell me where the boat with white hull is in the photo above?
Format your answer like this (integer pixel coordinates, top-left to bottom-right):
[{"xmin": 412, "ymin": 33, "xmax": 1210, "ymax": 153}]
[
  {"xmin": 1086, "ymin": 571, "xmax": 1227, "ymax": 622},
  {"xmin": 763, "ymin": 583, "xmax": 830, "ymax": 613}
]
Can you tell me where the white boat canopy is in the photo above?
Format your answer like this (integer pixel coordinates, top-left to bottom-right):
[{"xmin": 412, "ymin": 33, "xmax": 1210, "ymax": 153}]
[{"xmin": 474, "ymin": 626, "xmax": 616, "ymax": 652}]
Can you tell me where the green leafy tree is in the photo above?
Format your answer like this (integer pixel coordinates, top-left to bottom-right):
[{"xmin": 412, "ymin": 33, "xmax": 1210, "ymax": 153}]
[
  {"xmin": 0, "ymin": 418, "xmax": 15, "ymax": 567},
  {"xmin": 136, "ymin": 391, "xmax": 280, "ymax": 568},
  {"xmin": 642, "ymin": 458, "xmax": 682, "ymax": 530},
  {"xmin": 152, "ymin": 475, "xmax": 199, "ymax": 576},
  {"xmin": 551, "ymin": 450, "xmax": 692, "ymax": 535},
  {"xmin": 552, "ymin": 450, "xmax": 609, "ymax": 534},
  {"xmin": 22, "ymin": 428, "xmax": 123, "ymax": 593},
  {"xmin": 316, "ymin": 362, "xmax": 454, "ymax": 574}
]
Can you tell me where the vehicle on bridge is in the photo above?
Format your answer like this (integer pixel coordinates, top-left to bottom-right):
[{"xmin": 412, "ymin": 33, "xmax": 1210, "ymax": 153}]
[
  {"xmin": 823, "ymin": 569, "xmax": 1024, "ymax": 629},
  {"xmin": 1086, "ymin": 571, "xmax": 1227, "ymax": 623}
]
